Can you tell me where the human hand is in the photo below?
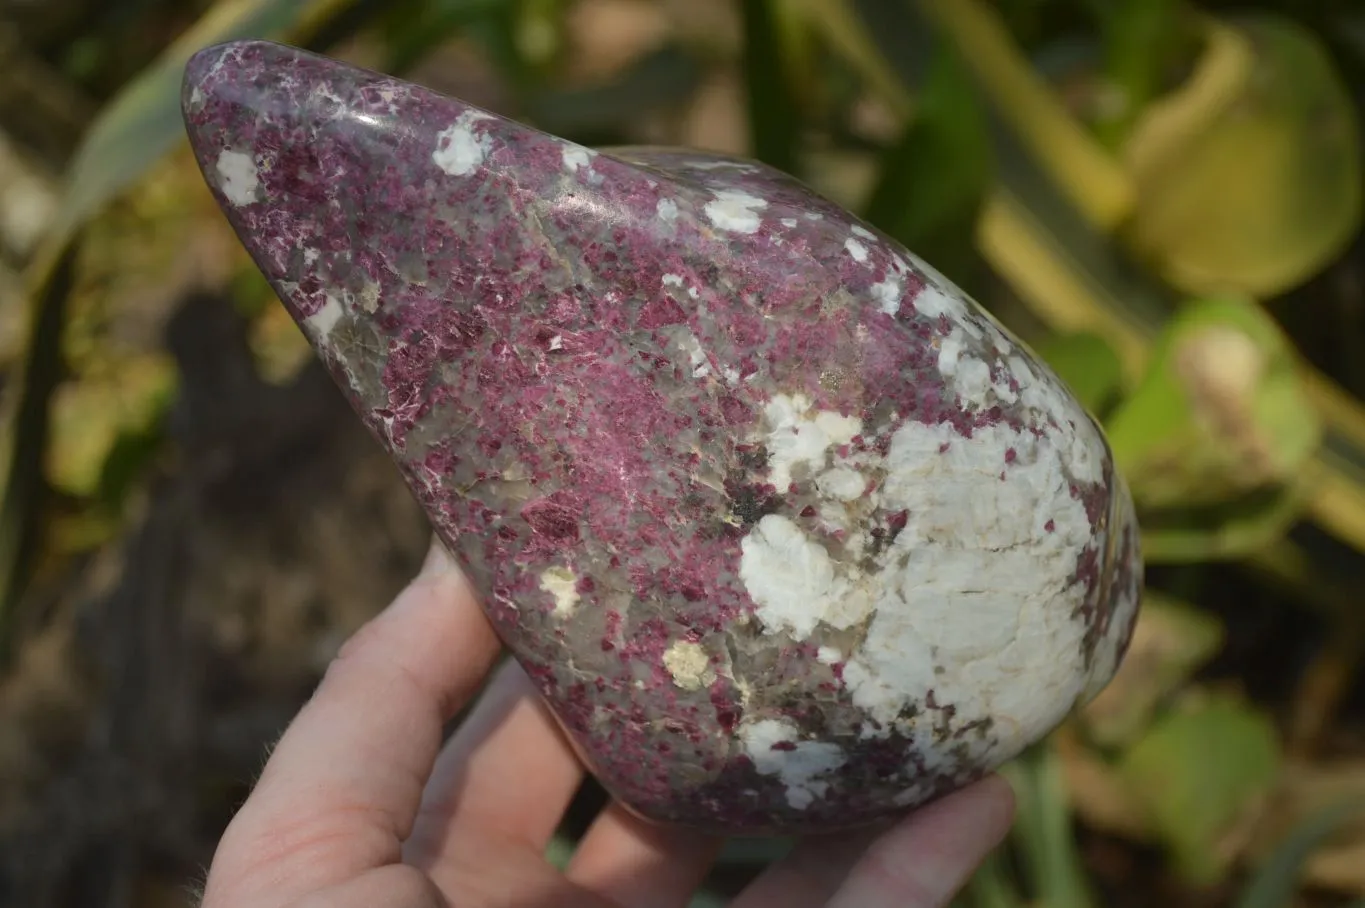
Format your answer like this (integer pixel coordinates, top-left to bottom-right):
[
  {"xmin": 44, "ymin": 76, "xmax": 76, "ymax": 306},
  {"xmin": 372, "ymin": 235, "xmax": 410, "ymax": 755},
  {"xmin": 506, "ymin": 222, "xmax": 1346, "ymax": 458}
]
[{"xmin": 198, "ymin": 539, "xmax": 1016, "ymax": 908}]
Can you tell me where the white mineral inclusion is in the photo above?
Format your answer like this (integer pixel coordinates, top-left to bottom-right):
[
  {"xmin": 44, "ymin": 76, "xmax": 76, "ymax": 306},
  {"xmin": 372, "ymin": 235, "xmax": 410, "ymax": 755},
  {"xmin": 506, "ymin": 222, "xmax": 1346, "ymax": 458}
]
[
  {"xmin": 433, "ymin": 109, "xmax": 494, "ymax": 176},
  {"xmin": 871, "ymin": 276, "xmax": 903, "ymax": 315},
  {"xmin": 758, "ymin": 393, "xmax": 862, "ymax": 490},
  {"xmin": 740, "ymin": 718, "xmax": 846, "ymax": 809},
  {"xmin": 656, "ymin": 197, "xmax": 678, "ymax": 224},
  {"xmin": 704, "ymin": 190, "xmax": 767, "ymax": 234},
  {"xmin": 305, "ymin": 292, "xmax": 345, "ymax": 338},
  {"xmin": 844, "ymin": 238, "xmax": 869, "ymax": 263},
  {"xmin": 539, "ymin": 565, "xmax": 579, "ymax": 616},
  {"xmin": 738, "ymin": 362, "xmax": 1126, "ymax": 779},
  {"xmin": 739, "ymin": 515, "xmax": 875, "ymax": 639},
  {"xmin": 562, "ymin": 145, "xmax": 595, "ymax": 173},
  {"xmin": 214, "ymin": 149, "xmax": 260, "ymax": 206},
  {"xmin": 662, "ymin": 640, "xmax": 714, "ymax": 691}
]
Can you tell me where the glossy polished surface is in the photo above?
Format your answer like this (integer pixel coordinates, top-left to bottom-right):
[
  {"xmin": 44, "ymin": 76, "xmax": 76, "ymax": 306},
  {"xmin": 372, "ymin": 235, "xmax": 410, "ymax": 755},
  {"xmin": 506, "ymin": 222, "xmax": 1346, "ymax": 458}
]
[{"xmin": 182, "ymin": 40, "xmax": 1142, "ymax": 835}]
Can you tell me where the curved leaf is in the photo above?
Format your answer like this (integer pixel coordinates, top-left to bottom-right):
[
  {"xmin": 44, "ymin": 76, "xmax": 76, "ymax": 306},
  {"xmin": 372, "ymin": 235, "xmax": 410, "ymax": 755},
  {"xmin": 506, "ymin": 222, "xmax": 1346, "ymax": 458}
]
[
  {"xmin": 1123, "ymin": 16, "xmax": 1363, "ymax": 298},
  {"xmin": 917, "ymin": 0, "xmax": 1134, "ymax": 231},
  {"xmin": 1236, "ymin": 799, "xmax": 1365, "ymax": 908}
]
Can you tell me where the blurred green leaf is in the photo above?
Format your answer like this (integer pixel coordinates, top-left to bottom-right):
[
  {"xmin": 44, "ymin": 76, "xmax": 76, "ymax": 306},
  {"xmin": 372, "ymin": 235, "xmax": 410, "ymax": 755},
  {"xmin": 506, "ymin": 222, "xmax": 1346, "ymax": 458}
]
[
  {"xmin": 1120, "ymin": 692, "xmax": 1280, "ymax": 885},
  {"xmin": 530, "ymin": 44, "xmax": 703, "ymax": 141},
  {"xmin": 53, "ymin": 0, "xmax": 358, "ymax": 243},
  {"xmin": 958, "ymin": 847, "xmax": 1026, "ymax": 908},
  {"xmin": 1089, "ymin": 0, "xmax": 1199, "ymax": 148},
  {"xmin": 46, "ymin": 352, "xmax": 177, "ymax": 501},
  {"xmin": 0, "ymin": 0, "xmax": 363, "ymax": 655},
  {"xmin": 1104, "ymin": 296, "xmax": 1322, "ymax": 511},
  {"xmin": 1003, "ymin": 742, "xmax": 1096, "ymax": 908},
  {"xmin": 1139, "ymin": 484, "xmax": 1308, "ymax": 563},
  {"xmin": 1123, "ymin": 14, "xmax": 1363, "ymax": 298},
  {"xmin": 516, "ymin": 0, "xmax": 565, "ymax": 74},
  {"xmin": 0, "ymin": 244, "xmax": 78, "ymax": 660},
  {"xmin": 1236, "ymin": 798, "xmax": 1365, "ymax": 908},
  {"xmin": 800, "ymin": 0, "xmax": 912, "ymax": 117},
  {"xmin": 740, "ymin": 0, "xmax": 802, "ymax": 176},
  {"xmin": 1033, "ymin": 331, "xmax": 1124, "ymax": 418},
  {"xmin": 918, "ymin": 0, "xmax": 1134, "ymax": 230},
  {"xmin": 545, "ymin": 832, "xmax": 575, "ymax": 868},
  {"xmin": 862, "ymin": 41, "xmax": 992, "ymax": 280},
  {"xmin": 379, "ymin": 0, "xmax": 506, "ymax": 75}
]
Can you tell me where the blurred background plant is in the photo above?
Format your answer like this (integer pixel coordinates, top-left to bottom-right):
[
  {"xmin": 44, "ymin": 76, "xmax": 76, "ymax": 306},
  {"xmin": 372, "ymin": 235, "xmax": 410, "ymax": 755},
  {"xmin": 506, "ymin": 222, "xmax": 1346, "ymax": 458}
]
[{"xmin": 1, "ymin": 0, "xmax": 1364, "ymax": 905}]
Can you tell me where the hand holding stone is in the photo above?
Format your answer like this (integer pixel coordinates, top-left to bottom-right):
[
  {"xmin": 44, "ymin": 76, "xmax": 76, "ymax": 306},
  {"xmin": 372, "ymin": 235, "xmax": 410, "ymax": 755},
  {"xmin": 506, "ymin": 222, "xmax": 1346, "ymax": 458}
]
[{"xmin": 195, "ymin": 540, "xmax": 1016, "ymax": 908}]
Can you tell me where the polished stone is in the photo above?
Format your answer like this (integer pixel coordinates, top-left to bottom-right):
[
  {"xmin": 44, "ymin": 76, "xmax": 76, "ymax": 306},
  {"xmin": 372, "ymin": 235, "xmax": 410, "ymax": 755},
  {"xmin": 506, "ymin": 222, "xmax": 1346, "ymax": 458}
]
[{"xmin": 182, "ymin": 40, "xmax": 1142, "ymax": 836}]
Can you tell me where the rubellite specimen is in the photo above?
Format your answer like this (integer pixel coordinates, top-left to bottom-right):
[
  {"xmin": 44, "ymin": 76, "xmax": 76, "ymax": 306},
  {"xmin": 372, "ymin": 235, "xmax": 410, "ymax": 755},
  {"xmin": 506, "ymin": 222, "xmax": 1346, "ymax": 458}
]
[{"xmin": 182, "ymin": 40, "xmax": 1142, "ymax": 836}]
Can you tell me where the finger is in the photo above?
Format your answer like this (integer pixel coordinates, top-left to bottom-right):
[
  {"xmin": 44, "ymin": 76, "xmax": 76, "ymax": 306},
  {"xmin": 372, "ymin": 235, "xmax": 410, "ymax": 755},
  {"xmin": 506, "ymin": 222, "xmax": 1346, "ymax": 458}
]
[
  {"xmin": 291, "ymin": 864, "xmax": 446, "ymax": 908},
  {"xmin": 734, "ymin": 776, "xmax": 1015, "ymax": 908},
  {"xmin": 203, "ymin": 541, "xmax": 501, "ymax": 908},
  {"xmin": 826, "ymin": 776, "xmax": 1015, "ymax": 908},
  {"xmin": 405, "ymin": 658, "xmax": 585, "ymax": 884},
  {"xmin": 728, "ymin": 827, "xmax": 888, "ymax": 908},
  {"xmin": 563, "ymin": 802, "xmax": 723, "ymax": 908}
]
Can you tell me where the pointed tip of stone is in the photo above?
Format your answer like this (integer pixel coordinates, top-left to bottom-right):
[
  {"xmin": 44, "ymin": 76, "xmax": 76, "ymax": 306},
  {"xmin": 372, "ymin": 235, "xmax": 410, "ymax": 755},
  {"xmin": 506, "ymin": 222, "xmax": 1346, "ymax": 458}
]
[{"xmin": 182, "ymin": 39, "xmax": 297, "ymax": 120}]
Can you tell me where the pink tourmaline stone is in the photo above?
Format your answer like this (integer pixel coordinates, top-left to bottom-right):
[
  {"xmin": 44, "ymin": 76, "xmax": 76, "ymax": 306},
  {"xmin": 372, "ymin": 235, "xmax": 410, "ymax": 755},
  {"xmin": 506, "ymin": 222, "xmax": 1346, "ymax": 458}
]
[{"xmin": 182, "ymin": 40, "xmax": 1142, "ymax": 836}]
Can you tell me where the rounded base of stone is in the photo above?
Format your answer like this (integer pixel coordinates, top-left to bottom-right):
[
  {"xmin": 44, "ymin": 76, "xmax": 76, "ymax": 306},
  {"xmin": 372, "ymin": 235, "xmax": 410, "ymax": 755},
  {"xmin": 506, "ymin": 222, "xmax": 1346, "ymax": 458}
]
[{"xmin": 602, "ymin": 771, "xmax": 990, "ymax": 838}]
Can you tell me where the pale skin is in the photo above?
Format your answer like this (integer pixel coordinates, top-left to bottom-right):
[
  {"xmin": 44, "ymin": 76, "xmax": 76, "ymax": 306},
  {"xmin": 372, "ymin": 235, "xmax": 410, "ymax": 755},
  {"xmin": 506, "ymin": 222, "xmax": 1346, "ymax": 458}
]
[{"xmin": 199, "ymin": 540, "xmax": 1017, "ymax": 908}]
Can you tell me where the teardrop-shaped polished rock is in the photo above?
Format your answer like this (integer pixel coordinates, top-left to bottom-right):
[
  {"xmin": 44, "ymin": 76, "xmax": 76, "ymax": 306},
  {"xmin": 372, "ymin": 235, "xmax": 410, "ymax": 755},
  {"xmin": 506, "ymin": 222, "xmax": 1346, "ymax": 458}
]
[{"xmin": 182, "ymin": 40, "xmax": 1142, "ymax": 836}]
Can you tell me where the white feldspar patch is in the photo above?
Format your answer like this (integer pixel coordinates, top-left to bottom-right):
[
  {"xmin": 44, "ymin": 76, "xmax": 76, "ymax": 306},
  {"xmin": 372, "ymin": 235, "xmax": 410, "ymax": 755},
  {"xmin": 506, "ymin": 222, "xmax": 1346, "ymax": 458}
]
[
  {"xmin": 738, "ymin": 378, "xmax": 1114, "ymax": 772},
  {"xmin": 871, "ymin": 276, "xmax": 903, "ymax": 315},
  {"xmin": 539, "ymin": 565, "xmax": 579, "ymax": 616},
  {"xmin": 913, "ymin": 277, "xmax": 970, "ymax": 323},
  {"xmin": 676, "ymin": 329, "xmax": 712, "ymax": 379},
  {"xmin": 815, "ymin": 466, "xmax": 866, "ymax": 501},
  {"xmin": 656, "ymin": 197, "xmax": 679, "ymax": 224},
  {"xmin": 817, "ymin": 646, "xmax": 843, "ymax": 665},
  {"xmin": 304, "ymin": 292, "xmax": 345, "ymax": 338},
  {"xmin": 936, "ymin": 328, "xmax": 994, "ymax": 409},
  {"xmin": 740, "ymin": 718, "xmax": 846, "ymax": 809},
  {"xmin": 844, "ymin": 238, "xmax": 869, "ymax": 263},
  {"xmin": 662, "ymin": 640, "xmax": 714, "ymax": 691},
  {"xmin": 1009, "ymin": 354, "xmax": 1104, "ymax": 485},
  {"xmin": 850, "ymin": 418, "xmax": 1095, "ymax": 762},
  {"xmin": 760, "ymin": 393, "xmax": 862, "ymax": 490},
  {"xmin": 739, "ymin": 515, "xmax": 875, "ymax": 638},
  {"xmin": 780, "ymin": 217, "xmax": 798, "ymax": 228},
  {"xmin": 851, "ymin": 224, "xmax": 876, "ymax": 240},
  {"xmin": 704, "ymin": 190, "xmax": 767, "ymax": 234},
  {"xmin": 214, "ymin": 149, "xmax": 260, "ymax": 206},
  {"xmin": 561, "ymin": 145, "xmax": 595, "ymax": 173},
  {"xmin": 432, "ymin": 110, "xmax": 494, "ymax": 176}
]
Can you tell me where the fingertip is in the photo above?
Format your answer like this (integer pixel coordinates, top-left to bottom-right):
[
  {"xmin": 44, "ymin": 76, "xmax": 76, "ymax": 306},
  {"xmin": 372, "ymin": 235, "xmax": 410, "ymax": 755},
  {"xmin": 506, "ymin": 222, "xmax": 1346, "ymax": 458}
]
[
  {"xmin": 823, "ymin": 777, "xmax": 1018, "ymax": 908},
  {"xmin": 957, "ymin": 773, "xmax": 1017, "ymax": 835}
]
